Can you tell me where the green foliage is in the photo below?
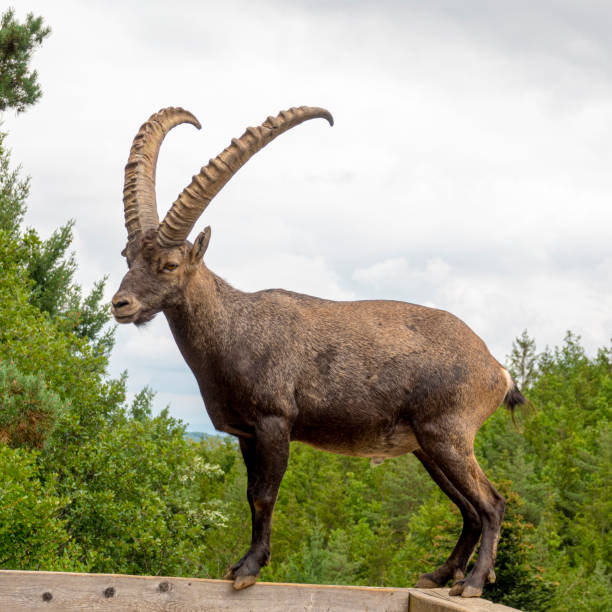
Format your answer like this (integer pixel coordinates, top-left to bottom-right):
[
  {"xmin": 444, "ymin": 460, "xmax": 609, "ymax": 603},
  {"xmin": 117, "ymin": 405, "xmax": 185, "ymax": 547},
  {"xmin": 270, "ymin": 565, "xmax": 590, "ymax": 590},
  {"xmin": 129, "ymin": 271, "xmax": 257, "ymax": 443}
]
[
  {"xmin": 0, "ymin": 360, "xmax": 65, "ymax": 448},
  {"xmin": 482, "ymin": 484, "xmax": 556, "ymax": 611},
  {"xmin": 0, "ymin": 131, "xmax": 28, "ymax": 235},
  {"xmin": 130, "ymin": 386, "xmax": 154, "ymax": 421},
  {"xmin": 195, "ymin": 436, "xmax": 250, "ymax": 578},
  {"xmin": 0, "ymin": 8, "xmax": 50, "ymax": 113},
  {"xmin": 548, "ymin": 560, "xmax": 612, "ymax": 612},
  {"xmin": 507, "ymin": 329, "xmax": 538, "ymax": 390},
  {"xmin": 476, "ymin": 333, "xmax": 611, "ymax": 609},
  {"xmin": 388, "ymin": 488, "xmax": 460, "ymax": 587},
  {"xmin": 279, "ymin": 527, "xmax": 363, "ymax": 585},
  {"xmin": 23, "ymin": 222, "xmax": 77, "ymax": 318},
  {"xmin": 0, "ymin": 445, "xmax": 84, "ymax": 570},
  {"xmin": 22, "ymin": 221, "xmax": 115, "ymax": 356},
  {"xmin": 0, "ymin": 230, "xmax": 115, "ymax": 441},
  {"xmin": 49, "ymin": 406, "xmax": 227, "ymax": 576}
]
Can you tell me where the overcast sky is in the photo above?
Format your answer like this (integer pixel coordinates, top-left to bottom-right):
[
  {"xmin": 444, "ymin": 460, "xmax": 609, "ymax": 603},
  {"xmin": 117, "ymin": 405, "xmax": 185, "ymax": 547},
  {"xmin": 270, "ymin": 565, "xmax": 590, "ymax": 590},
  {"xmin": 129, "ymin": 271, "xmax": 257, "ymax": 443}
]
[{"xmin": 4, "ymin": 1, "xmax": 612, "ymax": 431}]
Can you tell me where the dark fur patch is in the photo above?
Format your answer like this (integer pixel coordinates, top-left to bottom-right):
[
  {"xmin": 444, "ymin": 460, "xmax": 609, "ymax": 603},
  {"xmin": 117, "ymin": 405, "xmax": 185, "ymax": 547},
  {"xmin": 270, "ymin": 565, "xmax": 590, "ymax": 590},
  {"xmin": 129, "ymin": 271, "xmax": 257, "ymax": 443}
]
[{"xmin": 314, "ymin": 347, "xmax": 337, "ymax": 376}]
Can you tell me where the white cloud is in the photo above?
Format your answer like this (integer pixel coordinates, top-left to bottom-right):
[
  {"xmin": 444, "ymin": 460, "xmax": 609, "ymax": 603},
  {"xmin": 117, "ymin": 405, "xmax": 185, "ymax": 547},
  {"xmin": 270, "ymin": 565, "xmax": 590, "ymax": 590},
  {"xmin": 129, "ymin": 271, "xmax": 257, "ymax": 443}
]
[
  {"xmin": 224, "ymin": 252, "xmax": 354, "ymax": 300},
  {"xmin": 352, "ymin": 257, "xmax": 451, "ymax": 291}
]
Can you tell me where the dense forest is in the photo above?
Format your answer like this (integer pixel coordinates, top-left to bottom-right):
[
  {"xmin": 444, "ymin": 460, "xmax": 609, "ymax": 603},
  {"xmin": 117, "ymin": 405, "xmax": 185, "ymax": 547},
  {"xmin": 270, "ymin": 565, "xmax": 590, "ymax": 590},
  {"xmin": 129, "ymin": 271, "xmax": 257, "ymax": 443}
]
[{"xmin": 0, "ymin": 9, "xmax": 610, "ymax": 612}]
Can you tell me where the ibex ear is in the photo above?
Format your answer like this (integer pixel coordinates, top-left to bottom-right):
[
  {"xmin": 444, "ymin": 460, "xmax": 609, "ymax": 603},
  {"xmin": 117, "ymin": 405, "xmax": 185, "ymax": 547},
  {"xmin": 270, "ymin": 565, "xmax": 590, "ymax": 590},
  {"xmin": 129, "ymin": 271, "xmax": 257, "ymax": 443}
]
[{"xmin": 190, "ymin": 226, "xmax": 211, "ymax": 263}]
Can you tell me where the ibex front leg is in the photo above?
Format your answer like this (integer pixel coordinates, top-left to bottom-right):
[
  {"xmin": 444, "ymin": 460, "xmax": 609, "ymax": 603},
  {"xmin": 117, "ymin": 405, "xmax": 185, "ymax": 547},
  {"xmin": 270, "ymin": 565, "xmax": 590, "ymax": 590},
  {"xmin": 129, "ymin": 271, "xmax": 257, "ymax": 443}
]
[{"xmin": 225, "ymin": 416, "xmax": 290, "ymax": 590}]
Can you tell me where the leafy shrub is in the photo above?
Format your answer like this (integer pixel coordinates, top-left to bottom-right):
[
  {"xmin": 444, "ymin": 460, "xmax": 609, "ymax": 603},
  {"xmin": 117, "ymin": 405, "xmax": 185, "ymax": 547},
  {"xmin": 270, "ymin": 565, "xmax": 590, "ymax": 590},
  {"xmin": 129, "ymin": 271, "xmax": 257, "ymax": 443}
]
[
  {"xmin": 0, "ymin": 444, "xmax": 83, "ymax": 570},
  {"xmin": 0, "ymin": 360, "xmax": 65, "ymax": 448}
]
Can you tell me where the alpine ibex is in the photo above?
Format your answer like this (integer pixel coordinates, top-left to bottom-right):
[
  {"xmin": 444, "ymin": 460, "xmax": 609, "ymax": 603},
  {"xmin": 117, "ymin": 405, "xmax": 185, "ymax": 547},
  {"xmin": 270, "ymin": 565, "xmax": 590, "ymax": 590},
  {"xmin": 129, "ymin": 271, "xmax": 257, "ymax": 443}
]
[{"xmin": 111, "ymin": 106, "xmax": 526, "ymax": 598}]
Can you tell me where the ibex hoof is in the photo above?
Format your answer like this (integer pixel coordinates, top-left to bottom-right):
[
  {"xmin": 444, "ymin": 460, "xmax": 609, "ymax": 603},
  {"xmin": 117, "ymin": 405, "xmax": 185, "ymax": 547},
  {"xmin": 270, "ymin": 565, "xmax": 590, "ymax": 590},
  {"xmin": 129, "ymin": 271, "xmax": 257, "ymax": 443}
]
[
  {"xmin": 233, "ymin": 574, "xmax": 259, "ymax": 590},
  {"xmin": 461, "ymin": 584, "xmax": 483, "ymax": 598},
  {"xmin": 449, "ymin": 580, "xmax": 465, "ymax": 596},
  {"xmin": 415, "ymin": 573, "xmax": 441, "ymax": 588},
  {"xmin": 449, "ymin": 578, "xmax": 483, "ymax": 598}
]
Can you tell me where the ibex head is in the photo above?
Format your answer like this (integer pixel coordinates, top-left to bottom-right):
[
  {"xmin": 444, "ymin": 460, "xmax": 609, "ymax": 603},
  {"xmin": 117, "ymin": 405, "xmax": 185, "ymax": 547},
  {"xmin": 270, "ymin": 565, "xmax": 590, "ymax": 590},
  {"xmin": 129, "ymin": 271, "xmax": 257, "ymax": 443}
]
[{"xmin": 111, "ymin": 106, "xmax": 333, "ymax": 325}]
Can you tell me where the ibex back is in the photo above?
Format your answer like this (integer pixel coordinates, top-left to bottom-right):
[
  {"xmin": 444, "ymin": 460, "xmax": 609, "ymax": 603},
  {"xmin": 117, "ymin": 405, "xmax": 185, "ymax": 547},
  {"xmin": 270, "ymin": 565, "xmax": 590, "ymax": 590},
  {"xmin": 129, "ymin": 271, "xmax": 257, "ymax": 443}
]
[{"xmin": 112, "ymin": 106, "xmax": 526, "ymax": 598}]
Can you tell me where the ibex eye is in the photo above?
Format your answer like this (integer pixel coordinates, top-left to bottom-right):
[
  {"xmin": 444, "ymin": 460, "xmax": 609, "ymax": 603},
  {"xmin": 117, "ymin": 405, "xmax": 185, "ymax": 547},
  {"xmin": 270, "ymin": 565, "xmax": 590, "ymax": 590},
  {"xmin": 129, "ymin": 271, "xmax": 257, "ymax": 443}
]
[{"xmin": 163, "ymin": 263, "xmax": 178, "ymax": 271}]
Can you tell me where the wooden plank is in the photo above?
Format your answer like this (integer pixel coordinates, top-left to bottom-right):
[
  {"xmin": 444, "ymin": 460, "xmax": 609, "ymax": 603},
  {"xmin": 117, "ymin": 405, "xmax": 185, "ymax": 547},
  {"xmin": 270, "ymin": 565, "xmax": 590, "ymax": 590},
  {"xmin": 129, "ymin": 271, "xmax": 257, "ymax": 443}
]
[
  {"xmin": 409, "ymin": 589, "xmax": 520, "ymax": 612},
  {"xmin": 0, "ymin": 571, "xmax": 411, "ymax": 612},
  {"xmin": 0, "ymin": 571, "xmax": 522, "ymax": 612}
]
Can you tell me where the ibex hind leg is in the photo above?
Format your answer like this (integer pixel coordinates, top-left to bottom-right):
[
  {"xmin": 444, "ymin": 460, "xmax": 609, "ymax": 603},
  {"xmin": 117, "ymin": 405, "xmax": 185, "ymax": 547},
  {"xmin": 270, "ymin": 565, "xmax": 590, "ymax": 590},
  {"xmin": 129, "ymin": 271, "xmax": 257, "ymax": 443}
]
[
  {"xmin": 413, "ymin": 449, "xmax": 482, "ymax": 588},
  {"xmin": 413, "ymin": 424, "xmax": 505, "ymax": 598}
]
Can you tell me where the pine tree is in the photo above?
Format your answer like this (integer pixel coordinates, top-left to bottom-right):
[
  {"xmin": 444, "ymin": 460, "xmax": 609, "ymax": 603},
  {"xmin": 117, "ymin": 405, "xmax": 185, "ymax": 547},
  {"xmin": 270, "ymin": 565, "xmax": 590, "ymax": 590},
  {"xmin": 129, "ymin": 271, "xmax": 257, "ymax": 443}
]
[
  {"xmin": 507, "ymin": 329, "xmax": 537, "ymax": 390},
  {"xmin": 22, "ymin": 221, "xmax": 114, "ymax": 356},
  {"xmin": 0, "ymin": 8, "xmax": 50, "ymax": 114}
]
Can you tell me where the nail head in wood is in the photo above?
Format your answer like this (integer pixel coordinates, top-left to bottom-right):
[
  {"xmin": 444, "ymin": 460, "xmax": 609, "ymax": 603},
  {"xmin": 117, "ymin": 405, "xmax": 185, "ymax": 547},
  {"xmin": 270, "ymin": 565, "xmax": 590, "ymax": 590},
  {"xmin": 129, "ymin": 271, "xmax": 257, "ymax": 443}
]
[{"xmin": 103, "ymin": 586, "xmax": 115, "ymax": 598}]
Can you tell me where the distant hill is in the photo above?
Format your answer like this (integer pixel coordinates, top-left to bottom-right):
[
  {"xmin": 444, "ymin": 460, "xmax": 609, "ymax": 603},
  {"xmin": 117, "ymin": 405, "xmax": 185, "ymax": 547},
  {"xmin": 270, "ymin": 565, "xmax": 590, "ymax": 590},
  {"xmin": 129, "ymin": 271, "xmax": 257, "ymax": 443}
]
[{"xmin": 183, "ymin": 431, "xmax": 208, "ymax": 442}]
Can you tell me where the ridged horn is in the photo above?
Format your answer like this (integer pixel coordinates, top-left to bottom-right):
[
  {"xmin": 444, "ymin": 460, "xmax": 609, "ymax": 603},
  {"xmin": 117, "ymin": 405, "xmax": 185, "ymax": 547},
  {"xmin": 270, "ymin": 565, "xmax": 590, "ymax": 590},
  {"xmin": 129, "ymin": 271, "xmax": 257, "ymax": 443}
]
[
  {"xmin": 157, "ymin": 105, "xmax": 333, "ymax": 248},
  {"xmin": 123, "ymin": 107, "xmax": 201, "ymax": 243}
]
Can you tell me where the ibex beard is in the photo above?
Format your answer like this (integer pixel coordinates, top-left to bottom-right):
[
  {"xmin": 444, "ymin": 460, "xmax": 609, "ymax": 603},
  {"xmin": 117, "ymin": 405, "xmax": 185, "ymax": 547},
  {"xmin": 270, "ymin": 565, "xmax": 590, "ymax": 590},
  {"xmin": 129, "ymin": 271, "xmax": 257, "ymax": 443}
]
[{"xmin": 112, "ymin": 106, "xmax": 526, "ymax": 597}]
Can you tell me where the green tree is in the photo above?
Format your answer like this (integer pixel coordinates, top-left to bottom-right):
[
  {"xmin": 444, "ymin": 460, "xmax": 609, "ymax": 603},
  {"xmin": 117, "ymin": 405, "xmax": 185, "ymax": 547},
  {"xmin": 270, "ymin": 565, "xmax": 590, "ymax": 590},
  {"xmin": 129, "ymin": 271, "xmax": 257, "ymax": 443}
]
[
  {"xmin": 508, "ymin": 329, "xmax": 537, "ymax": 390},
  {"xmin": 22, "ymin": 221, "xmax": 114, "ymax": 355},
  {"xmin": 278, "ymin": 527, "xmax": 362, "ymax": 585},
  {"xmin": 55, "ymin": 404, "xmax": 227, "ymax": 576},
  {"xmin": 0, "ymin": 130, "xmax": 114, "ymax": 357},
  {"xmin": 0, "ymin": 360, "xmax": 66, "ymax": 448},
  {"xmin": 482, "ymin": 484, "xmax": 556, "ymax": 612},
  {"xmin": 0, "ymin": 8, "xmax": 50, "ymax": 113},
  {"xmin": 0, "ymin": 445, "xmax": 84, "ymax": 571},
  {"xmin": 0, "ymin": 131, "xmax": 28, "ymax": 235}
]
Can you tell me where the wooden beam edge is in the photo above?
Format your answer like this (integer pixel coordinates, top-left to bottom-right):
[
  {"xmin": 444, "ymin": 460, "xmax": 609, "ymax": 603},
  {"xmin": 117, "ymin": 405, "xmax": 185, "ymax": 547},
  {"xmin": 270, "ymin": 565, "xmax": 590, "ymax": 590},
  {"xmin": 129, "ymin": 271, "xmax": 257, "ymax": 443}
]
[{"xmin": 0, "ymin": 570, "xmax": 522, "ymax": 611}]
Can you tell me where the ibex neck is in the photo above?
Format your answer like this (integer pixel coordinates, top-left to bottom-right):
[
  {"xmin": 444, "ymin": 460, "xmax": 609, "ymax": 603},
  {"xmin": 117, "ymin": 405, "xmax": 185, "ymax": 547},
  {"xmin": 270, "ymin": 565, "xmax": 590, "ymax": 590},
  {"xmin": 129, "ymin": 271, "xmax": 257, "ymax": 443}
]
[{"xmin": 163, "ymin": 267, "xmax": 239, "ymax": 369}]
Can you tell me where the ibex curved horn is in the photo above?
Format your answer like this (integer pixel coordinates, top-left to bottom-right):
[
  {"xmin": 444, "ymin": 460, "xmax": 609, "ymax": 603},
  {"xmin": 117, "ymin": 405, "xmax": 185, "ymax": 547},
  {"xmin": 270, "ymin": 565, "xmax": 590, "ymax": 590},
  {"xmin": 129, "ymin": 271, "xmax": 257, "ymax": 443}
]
[
  {"xmin": 123, "ymin": 107, "xmax": 201, "ymax": 243},
  {"xmin": 157, "ymin": 106, "xmax": 334, "ymax": 248}
]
